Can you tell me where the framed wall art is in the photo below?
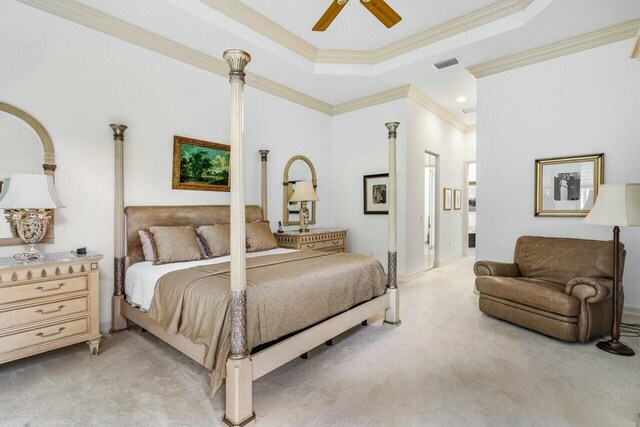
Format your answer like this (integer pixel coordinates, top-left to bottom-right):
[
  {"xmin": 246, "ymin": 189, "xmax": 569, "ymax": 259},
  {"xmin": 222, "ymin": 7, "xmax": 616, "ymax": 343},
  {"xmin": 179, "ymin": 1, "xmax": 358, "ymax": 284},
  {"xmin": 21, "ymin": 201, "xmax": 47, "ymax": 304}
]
[
  {"xmin": 454, "ymin": 189, "xmax": 462, "ymax": 210},
  {"xmin": 172, "ymin": 136, "xmax": 230, "ymax": 192},
  {"xmin": 534, "ymin": 153, "xmax": 604, "ymax": 217},
  {"xmin": 443, "ymin": 188, "xmax": 452, "ymax": 211},
  {"xmin": 468, "ymin": 182, "xmax": 476, "ymax": 211},
  {"xmin": 363, "ymin": 173, "xmax": 389, "ymax": 214}
]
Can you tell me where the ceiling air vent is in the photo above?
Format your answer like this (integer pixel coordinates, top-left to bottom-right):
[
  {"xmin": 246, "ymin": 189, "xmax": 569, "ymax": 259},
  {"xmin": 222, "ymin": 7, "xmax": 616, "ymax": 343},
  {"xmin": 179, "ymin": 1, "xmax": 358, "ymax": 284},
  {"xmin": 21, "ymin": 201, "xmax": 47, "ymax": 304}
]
[
  {"xmin": 433, "ymin": 57, "xmax": 460, "ymax": 70},
  {"xmin": 462, "ymin": 107, "xmax": 476, "ymax": 114}
]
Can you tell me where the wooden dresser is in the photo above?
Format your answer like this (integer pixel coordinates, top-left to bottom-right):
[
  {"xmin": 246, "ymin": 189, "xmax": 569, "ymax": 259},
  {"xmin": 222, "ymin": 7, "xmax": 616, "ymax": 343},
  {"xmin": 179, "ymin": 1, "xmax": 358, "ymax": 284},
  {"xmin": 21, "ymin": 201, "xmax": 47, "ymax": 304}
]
[
  {"xmin": 274, "ymin": 228, "xmax": 348, "ymax": 253},
  {"xmin": 0, "ymin": 252, "xmax": 102, "ymax": 364}
]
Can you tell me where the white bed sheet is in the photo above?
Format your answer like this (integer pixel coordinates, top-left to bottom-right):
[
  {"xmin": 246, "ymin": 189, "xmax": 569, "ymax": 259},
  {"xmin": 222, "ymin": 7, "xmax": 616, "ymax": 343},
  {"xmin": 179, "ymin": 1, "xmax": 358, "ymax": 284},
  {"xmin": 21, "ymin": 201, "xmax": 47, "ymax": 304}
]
[{"xmin": 124, "ymin": 248, "xmax": 297, "ymax": 311}]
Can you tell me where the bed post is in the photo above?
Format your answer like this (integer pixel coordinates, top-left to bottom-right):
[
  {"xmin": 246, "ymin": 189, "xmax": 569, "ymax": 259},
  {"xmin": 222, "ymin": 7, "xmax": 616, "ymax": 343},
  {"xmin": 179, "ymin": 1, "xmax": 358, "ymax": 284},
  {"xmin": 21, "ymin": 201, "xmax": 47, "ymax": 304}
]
[
  {"xmin": 110, "ymin": 123, "xmax": 129, "ymax": 333},
  {"xmin": 223, "ymin": 49, "xmax": 255, "ymax": 427},
  {"xmin": 384, "ymin": 122, "xmax": 401, "ymax": 326},
  {"xmin": 259, "ymin": 150, "xmax": 269, "ymax": 221}
]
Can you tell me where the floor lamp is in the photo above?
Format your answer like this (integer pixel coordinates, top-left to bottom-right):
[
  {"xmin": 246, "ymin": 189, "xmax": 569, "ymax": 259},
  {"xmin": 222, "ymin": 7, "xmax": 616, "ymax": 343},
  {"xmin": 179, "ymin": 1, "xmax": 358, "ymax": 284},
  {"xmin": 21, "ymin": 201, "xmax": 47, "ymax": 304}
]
[{"xmin": 584, "ymin": 183, "xmax": 640, "ymax": 357}]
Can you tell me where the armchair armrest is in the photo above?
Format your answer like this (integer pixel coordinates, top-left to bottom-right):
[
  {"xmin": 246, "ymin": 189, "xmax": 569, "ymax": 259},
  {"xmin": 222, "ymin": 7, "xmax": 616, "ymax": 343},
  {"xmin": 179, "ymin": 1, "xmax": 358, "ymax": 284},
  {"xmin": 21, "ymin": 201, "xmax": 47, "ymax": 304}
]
[
  {"xmin": 565, "ymin": 277, "xmax": 613, "ymax": 303},
  {"xmin": 474, "ymin": 261, "xmax": 520, "ymax": 277}
]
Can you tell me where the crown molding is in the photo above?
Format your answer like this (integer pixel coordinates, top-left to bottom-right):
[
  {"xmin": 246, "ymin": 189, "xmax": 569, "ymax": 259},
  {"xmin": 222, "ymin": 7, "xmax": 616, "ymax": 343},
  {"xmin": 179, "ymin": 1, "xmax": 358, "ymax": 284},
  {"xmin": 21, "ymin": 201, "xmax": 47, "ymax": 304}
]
[
  {"xmin": 16, "ymin": 0, "xmax": 473, "ymax": 127},
  {"xmin": 632, "ymin": 29, "xmax": 640, "ymax": 58},
  {"xmin": 197, "ymin": 0, "xmax": 318, "ymax": 62},
  {"xmin": 371, "ymin": 0, "xmax": 532, "ymax": 64},
  {"xmin": 332, "ymin": 85, "xmax": 473, "ymax": 134},
  {"xmin": 16, "ymin": 0, "xmax": 333, "ymax": 115},
  {"xmin": 332, "ymin": 85, "xmax": 411, "ymax": 115},
  {"xmin": 197, "ymin": 0, "xmax": 533, "ymax": 66},
  {"xmin": 468, "ymin": 18, "xmax": 640, "ymax": 78},
  {"xmin": 406, "ymin": 86, "xmax": 468, "ymax": 133},
  {"xmin": 465, "ymin": 125, "xmax": 477, "ymax": 133}
]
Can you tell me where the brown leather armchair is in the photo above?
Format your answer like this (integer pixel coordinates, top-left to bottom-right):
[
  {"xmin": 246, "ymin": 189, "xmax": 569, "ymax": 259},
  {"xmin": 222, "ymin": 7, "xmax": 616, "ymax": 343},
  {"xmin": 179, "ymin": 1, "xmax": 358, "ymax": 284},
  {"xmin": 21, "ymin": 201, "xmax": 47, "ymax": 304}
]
[{"xmin": 474, "ymin": 236, "xmax": 626, "ymax": 342}]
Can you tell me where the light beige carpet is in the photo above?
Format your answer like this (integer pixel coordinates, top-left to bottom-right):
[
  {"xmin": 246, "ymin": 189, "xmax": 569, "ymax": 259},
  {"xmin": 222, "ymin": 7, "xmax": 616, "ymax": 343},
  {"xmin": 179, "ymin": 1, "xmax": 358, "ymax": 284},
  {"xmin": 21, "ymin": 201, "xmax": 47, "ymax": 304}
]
[{"xmin": 1, "ymin": 257, "xmax": 638, "ymax": 427}]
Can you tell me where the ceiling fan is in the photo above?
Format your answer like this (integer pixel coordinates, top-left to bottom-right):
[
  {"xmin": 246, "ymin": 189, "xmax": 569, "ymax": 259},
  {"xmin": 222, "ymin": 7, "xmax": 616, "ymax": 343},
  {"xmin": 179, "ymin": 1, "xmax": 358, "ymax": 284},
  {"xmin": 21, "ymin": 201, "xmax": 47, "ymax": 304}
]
[{"xmin": 312, "ymin": 0, "xmax": 402, "ymax": 32}]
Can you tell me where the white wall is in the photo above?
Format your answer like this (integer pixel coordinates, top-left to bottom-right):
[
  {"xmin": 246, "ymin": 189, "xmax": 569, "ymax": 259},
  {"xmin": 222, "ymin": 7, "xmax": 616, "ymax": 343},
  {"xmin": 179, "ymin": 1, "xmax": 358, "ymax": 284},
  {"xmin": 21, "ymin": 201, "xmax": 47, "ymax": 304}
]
[
  {"xmin": 476, "ymin": 40, "xmax": 640, "ymax": 309},
  {"xmin": 331, "ymin": 100, "xmax": 408, "ymax": 274},
  {"xmin": 0, "ymin": 2, "xmax": 333, "ymax": 327},
  {"xmin": 331, "ymin": 99, "xmax": 471, "ymax": 280},
  {"xmin": 407, "ymin": 100, "xmax": 468, "ymax": 272}
]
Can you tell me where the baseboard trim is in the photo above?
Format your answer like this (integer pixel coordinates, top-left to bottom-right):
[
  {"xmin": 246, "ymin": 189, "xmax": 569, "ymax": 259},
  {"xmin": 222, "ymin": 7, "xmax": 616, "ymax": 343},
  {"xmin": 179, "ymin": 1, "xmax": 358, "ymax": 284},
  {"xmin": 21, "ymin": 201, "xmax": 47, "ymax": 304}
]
[
  {"xmin": 623, "ymin": 306, "xmax": 640, "ymax": 324},
  {"xmin": 399, "ymin": 270, "xmax": 424, "ymax": 283},
  {"xmin": 437, "ymin": 253, "xmax": 463, "ymax": 267},
  {"xmin": 99, "ymin": 320, "xmax": 112, "ymax": 334}
]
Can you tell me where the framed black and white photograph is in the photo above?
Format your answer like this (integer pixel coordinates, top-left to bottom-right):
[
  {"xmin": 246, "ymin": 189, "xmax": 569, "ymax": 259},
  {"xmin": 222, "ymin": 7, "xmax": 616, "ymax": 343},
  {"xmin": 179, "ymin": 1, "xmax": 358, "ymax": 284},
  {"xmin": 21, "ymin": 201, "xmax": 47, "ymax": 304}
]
[
  {"xmin": 363, "ymin": 173, "xmax": 389, "ymax": 214},
  {"xmin": 443, "ymin": 188, "xmax": 453, "ymax": 211},
  {"xmin": 535, "ymin": 153, "xmax": 604, "ymax": 217},
  {"xmin": 454, "ymin": 189, "xmax": 462, "ymax": 210}
]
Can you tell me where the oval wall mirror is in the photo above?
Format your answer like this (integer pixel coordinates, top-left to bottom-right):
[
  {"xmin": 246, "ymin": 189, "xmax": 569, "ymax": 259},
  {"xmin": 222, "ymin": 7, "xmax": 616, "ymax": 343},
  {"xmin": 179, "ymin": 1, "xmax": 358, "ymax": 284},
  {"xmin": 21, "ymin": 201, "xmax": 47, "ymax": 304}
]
[
  {"xmin": 282, "ymin": 155, "xmax": 317, "ymax": 226},
  {"xmin": 0, "ymin": 102, "xmax": 56, "ymax": 246}
]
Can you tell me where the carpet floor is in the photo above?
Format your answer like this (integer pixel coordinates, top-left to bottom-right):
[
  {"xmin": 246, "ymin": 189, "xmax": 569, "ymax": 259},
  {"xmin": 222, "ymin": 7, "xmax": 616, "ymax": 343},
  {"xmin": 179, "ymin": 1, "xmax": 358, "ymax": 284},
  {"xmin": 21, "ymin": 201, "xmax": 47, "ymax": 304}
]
[{"xmin": 1, "ymin": 256, "xmax": 638, "ymax": 427}]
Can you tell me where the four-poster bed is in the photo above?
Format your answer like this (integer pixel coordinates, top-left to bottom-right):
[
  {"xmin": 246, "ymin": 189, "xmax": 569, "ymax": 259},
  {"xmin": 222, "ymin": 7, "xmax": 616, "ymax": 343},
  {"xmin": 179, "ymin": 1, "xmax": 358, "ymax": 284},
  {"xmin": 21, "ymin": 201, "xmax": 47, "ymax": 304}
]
[{"xmin": 109, "ymin": 49, "xmax": 401, "ymax": 427}]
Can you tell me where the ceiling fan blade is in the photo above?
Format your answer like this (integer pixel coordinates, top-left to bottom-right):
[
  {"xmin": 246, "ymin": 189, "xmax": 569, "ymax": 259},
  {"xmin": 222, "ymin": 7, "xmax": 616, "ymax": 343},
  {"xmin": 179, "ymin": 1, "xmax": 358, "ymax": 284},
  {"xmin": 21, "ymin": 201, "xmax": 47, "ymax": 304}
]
[
  {"xmin": 360, "ymin": 0, "xmax": 402, "ymax": 28},
  {"xmin": 313, "ymin": 0, "xmax": 349, "ymax": 32}
]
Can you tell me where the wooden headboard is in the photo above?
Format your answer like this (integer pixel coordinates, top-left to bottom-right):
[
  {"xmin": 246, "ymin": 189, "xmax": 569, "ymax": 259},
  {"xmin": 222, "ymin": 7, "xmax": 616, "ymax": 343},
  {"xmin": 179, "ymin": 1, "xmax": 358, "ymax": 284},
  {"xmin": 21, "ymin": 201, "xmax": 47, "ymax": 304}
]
[{"xmin": 124, "ymin": 205, "xmax": 263, "ymax": 265}]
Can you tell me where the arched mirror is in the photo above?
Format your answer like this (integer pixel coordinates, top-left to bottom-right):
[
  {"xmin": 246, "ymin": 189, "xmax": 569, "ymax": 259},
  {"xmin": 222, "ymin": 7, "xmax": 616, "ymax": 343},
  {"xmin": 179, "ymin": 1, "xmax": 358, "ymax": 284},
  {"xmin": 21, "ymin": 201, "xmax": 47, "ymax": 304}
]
[
  {"xmin": 0, "ymin": 102, "xmax": 56, "ymax": 246},
  {"xmin": 283, "ymin": 155, "xmax": 317, "ymax": 226}
]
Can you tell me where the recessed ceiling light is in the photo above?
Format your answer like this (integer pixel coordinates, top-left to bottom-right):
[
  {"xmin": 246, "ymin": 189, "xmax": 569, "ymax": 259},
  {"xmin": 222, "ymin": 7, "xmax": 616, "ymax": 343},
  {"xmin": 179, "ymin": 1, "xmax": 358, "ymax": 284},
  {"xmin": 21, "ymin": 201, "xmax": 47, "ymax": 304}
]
[{"xmin": 456, "ymin": 96, "xmax": 467, "ymax": 103}]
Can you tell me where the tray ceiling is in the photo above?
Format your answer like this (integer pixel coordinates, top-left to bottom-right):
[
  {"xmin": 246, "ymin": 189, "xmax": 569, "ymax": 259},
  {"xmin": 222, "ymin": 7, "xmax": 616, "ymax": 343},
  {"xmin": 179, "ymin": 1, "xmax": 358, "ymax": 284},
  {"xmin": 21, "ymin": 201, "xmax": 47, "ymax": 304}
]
[{"xmin": 240, "ymin": 0, "xmax": 499, "ymax": 50}]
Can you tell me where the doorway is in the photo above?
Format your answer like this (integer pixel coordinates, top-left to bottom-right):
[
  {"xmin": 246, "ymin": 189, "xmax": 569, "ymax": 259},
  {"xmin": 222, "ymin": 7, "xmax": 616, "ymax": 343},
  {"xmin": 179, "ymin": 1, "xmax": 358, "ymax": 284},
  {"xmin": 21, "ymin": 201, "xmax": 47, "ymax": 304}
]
[{"xmin": 424, "ymin": 151, "xmax": 439, "ymax": 271}]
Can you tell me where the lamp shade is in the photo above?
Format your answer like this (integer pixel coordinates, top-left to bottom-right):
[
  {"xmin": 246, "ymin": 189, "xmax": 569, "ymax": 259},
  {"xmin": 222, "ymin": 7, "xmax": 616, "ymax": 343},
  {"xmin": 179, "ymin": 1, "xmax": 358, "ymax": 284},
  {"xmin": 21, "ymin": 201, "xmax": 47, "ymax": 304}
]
[
  {"xmin": 0, "ymin": 174, "xmax": 65, "ymax": 209},
  {"xmin": 583, "ymin": 184, "xmax": 640, "ymax": 227},
  {"xmin": 289, "ymin": 181, "xmax": 318, "ymax": 202}
]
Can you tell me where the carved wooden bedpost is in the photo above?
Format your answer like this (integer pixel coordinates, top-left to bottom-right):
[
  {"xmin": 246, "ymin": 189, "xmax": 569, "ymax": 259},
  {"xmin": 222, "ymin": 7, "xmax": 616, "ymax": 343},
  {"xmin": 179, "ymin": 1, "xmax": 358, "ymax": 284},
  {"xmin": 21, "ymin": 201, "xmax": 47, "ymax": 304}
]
[
  {"xmin": 384, "ymin": 122, "xmax": 401, "ymax": 325},
  {"xmin": 223, "ymin": 49, "xmax": 256, "ymax": 427},
  {"xmin": 110, "ymin": 123, "xmax": 129, "ymax": 333},
  {"xmin": 259, "ymin": 150, "xmax": 269, "ymax": 221}
]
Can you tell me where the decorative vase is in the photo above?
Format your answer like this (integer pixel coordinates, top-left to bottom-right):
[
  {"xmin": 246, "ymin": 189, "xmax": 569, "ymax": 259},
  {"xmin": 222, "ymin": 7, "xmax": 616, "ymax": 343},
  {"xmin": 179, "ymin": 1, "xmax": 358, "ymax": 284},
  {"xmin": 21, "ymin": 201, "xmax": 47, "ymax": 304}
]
[{"xmin": 12, "ymin": 209, "xmax": 50, "ymax": 260}]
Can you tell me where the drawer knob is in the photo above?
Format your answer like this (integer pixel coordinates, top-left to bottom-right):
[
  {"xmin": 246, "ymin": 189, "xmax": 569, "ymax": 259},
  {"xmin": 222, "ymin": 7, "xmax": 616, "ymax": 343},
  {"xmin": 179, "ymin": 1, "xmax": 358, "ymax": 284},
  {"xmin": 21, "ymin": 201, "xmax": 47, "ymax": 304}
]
[
  {"xmin": 307, "ymin": 244, "xmax": 316, "ymax": 248},
  {"xmin": 332, "ymin": 240, "xmax": 340, "ymax": 245},
  {"xmin": 36, "ymin": 283, "xmax": 65, "ymax": 292},
  {"xmin": 35, "ymin": 305, "xmax": 66, "ymax": 315},
  {"xmin": 36, "ymin": 327, "xmax": 66, "ymax": 338}
]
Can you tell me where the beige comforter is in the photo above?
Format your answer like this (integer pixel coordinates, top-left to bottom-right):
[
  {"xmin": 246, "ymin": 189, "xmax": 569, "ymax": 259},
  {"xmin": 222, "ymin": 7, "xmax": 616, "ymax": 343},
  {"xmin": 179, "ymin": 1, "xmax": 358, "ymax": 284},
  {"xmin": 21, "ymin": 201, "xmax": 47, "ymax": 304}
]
[{"xmin": 147, "ymin": 250, "xmax": 387, "ymax": 395}]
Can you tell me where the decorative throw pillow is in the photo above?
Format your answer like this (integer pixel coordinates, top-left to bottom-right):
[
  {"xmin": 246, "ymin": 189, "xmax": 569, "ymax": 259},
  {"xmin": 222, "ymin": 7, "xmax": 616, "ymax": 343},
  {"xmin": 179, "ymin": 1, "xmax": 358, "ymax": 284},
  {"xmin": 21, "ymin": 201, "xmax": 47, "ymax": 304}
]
[
  {"xmin": 138, "ymin": 230, "xmax": 156, "ymax": 262},
  {"xmin": 146, "ymin": 225, "xmax": 205, "ymax": 265},
  {"xmin": 246, "ymin": 221, "xmax": 277, "ymax": 253},
  {"xmin": 196, "ymin": 224, "xmax": 231, "ymax": 258}
]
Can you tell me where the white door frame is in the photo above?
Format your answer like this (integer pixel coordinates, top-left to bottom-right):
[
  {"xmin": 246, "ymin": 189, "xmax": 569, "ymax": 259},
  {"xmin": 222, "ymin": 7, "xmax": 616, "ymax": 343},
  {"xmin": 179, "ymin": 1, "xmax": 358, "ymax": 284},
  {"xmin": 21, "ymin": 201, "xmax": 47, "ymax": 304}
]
[{"xmin": 425, "ymin": 150, "xmax": 440, "ymax": 269}]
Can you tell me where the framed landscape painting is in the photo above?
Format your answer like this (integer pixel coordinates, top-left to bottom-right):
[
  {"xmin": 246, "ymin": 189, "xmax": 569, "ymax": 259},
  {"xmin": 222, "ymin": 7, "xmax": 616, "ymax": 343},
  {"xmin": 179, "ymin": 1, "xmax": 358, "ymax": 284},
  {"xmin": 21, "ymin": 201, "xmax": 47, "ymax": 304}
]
[
  {"xmin": 363, "ymin": 173, "xmax": 389, "ymax": 214},
  {"xmin": 172, "ymin": 136, "xmax": 230, "ymax": 192},
  {"xmin": 534, "ymin": 153, "xmax": 604, "ymax": 216}
]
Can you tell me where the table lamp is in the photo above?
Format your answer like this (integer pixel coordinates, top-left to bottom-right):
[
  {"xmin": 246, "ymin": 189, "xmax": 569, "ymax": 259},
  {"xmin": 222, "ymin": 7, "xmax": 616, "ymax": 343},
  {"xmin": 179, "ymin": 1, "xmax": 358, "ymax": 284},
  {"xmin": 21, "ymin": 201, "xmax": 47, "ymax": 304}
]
[
  {"xmin": 583, "ymin": 183, "xmax": 640, "ymax": 356},
  {"xmin": 0, "ymin": 174, "xmax": 65, "ymax": 260},
  {"xmin": 289, "ymin": 181, "xmax": 318, "ymax": 233}
]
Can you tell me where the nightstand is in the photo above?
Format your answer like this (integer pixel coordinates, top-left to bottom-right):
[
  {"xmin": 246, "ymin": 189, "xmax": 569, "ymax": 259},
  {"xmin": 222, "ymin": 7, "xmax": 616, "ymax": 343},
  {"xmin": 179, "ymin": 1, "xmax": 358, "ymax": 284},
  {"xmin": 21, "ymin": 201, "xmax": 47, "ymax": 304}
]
[
  {"xmin": 274, "ymin": 228, "xmax": 347, "ymax": 253},
  {"xmin": 0, "ymin": 252, "xmax": 103, "ymax": 364}
]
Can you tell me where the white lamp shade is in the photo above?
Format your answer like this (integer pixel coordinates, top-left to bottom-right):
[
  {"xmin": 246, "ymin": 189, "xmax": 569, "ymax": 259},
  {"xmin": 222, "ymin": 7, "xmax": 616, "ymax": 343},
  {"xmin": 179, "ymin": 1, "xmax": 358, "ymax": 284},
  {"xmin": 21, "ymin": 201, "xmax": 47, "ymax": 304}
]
[
  {"xmin": 583, "ymin": 184, "xmax": 640, "ymax": 227},
  {"xmin": 0, "ymin": 174, "xmax": 65, "ymax": 209},
  {"xmin": 289, "ymin": 181, "xmax": 318, "ymax": 202}
]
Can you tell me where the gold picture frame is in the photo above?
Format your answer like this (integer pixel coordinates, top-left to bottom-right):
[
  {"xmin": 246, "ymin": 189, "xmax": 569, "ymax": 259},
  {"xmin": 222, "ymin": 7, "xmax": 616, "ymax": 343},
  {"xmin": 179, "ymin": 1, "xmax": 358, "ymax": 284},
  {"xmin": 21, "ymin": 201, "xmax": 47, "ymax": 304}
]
[
  {"xmin": 534, "ymin": 153, "xmax": 604, "ymax": 217},
  {"xmin": 443, "ymin": 188, "xmax": 452, "ymax": 211},
  {"xmin": 172, "ymin": 136, "xmax": 230, "ymax": 192}
]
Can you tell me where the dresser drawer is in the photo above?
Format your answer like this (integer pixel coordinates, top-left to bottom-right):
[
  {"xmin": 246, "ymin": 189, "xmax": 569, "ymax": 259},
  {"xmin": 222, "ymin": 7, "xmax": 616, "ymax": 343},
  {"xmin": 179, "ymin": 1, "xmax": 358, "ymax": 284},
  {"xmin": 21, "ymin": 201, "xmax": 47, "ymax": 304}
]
[
  {"xmin": 0, "ymin": 317, "xmax": 89, "ymax": 355},
  {"xmin": 0, "ymin": 276, "xmax": 88, "ymax": 305},
  {"xmin": 0, "ymin": 296, "xmax": 88, "ymax": 330},
  {"xmin": 301, "ymin": 238, "xmax": 344, "ymax": 251}
]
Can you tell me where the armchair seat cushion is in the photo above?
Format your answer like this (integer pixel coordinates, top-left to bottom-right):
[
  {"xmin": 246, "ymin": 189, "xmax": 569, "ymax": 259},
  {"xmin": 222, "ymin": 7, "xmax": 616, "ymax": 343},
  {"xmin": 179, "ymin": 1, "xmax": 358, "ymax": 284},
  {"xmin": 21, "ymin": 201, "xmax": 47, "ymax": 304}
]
[{"xmin": 476, "ymin": 276, "xmax": 580, "ymax": 317}]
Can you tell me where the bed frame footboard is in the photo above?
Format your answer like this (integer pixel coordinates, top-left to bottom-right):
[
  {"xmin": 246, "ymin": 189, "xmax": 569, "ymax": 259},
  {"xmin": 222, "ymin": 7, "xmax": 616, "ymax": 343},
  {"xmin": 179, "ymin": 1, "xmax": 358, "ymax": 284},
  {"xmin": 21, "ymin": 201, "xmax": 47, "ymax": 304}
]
[{"xmin": 252, "ymin": 293, "xmax": 390, "ymax": 380}]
